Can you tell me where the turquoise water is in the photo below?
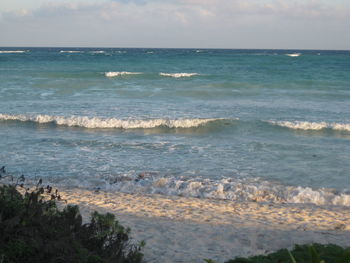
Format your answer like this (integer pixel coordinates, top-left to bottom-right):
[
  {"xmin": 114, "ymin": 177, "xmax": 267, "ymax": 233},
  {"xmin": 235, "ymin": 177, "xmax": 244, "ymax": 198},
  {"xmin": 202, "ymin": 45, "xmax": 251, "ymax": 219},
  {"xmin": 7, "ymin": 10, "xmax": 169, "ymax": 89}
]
[{"xmin": 0, "ymin": 48, "xmax": 349, "ymax": 205}]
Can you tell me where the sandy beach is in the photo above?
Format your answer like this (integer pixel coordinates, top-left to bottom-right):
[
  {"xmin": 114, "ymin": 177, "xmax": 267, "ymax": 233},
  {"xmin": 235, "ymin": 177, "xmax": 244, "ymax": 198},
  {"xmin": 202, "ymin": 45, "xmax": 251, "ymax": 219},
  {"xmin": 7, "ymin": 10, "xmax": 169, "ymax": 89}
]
[{"xmin": 54, "ymin": 188, "xmax": 350, "ymax": 263}]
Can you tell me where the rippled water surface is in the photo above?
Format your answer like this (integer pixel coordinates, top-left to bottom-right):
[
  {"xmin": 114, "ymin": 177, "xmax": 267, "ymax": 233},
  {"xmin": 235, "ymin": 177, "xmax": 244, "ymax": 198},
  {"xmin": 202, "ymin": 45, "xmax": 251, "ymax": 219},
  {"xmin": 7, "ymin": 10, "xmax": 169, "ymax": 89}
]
[{"xmin": 0, "ymin": 48, "xmax": 349, "ymax": 205}]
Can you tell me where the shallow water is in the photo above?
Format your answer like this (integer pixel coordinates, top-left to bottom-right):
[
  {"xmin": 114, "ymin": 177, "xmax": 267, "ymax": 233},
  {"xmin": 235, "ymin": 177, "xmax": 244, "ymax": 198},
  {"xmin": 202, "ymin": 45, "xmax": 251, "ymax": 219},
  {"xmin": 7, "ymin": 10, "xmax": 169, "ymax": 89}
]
[{"xmin": 0, "ymin": 47, "xmax": 349, "ymax": 205}]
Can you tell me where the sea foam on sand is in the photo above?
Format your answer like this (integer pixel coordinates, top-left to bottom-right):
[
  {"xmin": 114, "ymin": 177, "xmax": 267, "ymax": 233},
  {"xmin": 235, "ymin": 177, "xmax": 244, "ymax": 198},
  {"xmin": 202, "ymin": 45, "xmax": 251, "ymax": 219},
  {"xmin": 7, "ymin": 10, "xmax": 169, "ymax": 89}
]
[{"xmin": 57, "ymin": 188, "xmax": 350, "ymax": 263}]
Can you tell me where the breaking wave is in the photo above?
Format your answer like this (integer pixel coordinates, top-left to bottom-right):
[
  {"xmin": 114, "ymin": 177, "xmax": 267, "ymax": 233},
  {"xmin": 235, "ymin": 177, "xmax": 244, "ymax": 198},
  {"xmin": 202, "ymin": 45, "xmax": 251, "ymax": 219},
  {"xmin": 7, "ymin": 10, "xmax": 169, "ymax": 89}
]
[
  {"xmin": 286, "ymin": 53, "xmax": 301, "ymax": 57},
  {"xmin": 0, "ymin": 50, "xmax": 27, "ymax": 54},
  {"xmin": 105, "ymin": 71, "xmax": 142, "ymax": 77},
  {"xmin": 99, "ymin": 174, "xmax": 350, "ymax": 206},
  {"xmin": 60, "ymin": 50, "xmax": 82, "ymax": 53},
  {"xmin": 90, "ymin": 51, "xmax": 105, "ymax": 54},
  {"xmin": 268, "ymin": 121, "xmax": 350, "ymax": 131},
  {"xmin": 0, "ymin": 113, "xmax": 224, "ymax": 129},
  {"xmin": 159, "ymin": 72, "xmax": 199, "ymax": 78}
]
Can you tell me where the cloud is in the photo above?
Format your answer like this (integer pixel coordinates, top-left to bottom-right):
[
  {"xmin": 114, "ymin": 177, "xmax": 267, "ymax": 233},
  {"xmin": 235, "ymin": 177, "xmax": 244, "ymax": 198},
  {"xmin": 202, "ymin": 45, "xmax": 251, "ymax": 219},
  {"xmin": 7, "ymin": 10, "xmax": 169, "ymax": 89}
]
[
  {"xmin": 2, "ymin": 0, "xmax": 349, "ymax": 23},
  {"xmin": 111, "ymin": 0, "xmax": 148, "ymax": 4},
  {"xmin": 1, "ymin": 0, "xmax": 347, "ymax": 19},
  {"xmin": 0, "ymin": 0, "xmax": 349, "ymax": 49}
]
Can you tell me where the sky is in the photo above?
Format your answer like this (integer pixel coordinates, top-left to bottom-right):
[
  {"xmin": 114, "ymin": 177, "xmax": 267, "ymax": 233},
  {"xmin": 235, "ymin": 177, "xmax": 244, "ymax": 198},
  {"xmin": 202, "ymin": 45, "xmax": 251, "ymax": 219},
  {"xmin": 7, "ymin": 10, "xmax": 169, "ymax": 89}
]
[{"xmin": 0, "ymin": 0, "xmax": 349, "ymax": 49}]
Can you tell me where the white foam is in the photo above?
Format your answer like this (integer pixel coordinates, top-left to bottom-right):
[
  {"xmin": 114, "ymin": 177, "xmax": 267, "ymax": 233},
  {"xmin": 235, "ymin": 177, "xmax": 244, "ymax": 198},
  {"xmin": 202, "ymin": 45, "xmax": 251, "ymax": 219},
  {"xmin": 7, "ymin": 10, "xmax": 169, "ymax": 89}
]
[
  {"xmin": 268, "ymin": 121, "xmax": 350, "ymax": 131},
  {"xmin": 0, "ymin": 50, "xmax": 27, "ymax": 54},
  {"xmin": 331, "ymin": 123, "xmax": 350, "ymax": 131},
  {"xmin": 105, "ymin": 71, "xmax": 142, "ymax": 77},
  {"xmin": 159, "ymin": 72, "xmax": 199, "ymax": 78},
  {"xmin": 90, "ymin": 51, "xmax": 105, "ymax": 54},
  {"xmin": 286, "ymin": 53, "xmax": 301, "ymax": 57},
  {"xmin": 0, "ymin": 113, "xmax": 221, "ymax": 129},
  {"xmin": 60, "ymin": 50, "xmax": 82, "ymax": 53},
  {"xmin": 4, "ymin": 169, "xmax": 349, "ymax": 206},
  {"xmin": 102, "ymin": 174, "xmax": 350, "ymax": 206}
]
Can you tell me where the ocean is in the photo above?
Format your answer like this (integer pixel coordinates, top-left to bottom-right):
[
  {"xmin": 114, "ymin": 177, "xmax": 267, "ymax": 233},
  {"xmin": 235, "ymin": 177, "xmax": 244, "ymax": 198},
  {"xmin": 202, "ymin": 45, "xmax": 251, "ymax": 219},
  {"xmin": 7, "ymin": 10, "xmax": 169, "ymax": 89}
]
[{"xmin": 0, "ymin": 47, "xmax": 349, "ymax": 206}]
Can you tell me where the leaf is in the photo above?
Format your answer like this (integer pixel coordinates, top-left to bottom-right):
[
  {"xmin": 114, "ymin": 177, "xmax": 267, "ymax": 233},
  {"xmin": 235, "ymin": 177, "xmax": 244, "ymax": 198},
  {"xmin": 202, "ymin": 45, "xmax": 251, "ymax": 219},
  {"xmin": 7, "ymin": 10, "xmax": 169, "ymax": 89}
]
[
  {"xmin": 139, "ymin": 240, "xmax": 146, "ymax": 248},
  {"xmin": 309, "ymin": 245, "xmax": 321, "ymax": 263},
  {"xmin": 288, "ymin": 250, "xmax": 298, "ymax": 263}
]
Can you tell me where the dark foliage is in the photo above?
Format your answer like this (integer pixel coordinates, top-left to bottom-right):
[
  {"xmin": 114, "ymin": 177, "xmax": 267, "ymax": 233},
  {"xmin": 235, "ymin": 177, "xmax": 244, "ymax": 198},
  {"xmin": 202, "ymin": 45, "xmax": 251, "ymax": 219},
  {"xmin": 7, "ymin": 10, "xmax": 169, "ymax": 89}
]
[
  {"xmin": 225, "ymin": 244, "xmax": 350, "ymax": 263},
  {"xmin": 0, "ymin": 184, "xmax": 144, "ymax": 263}
]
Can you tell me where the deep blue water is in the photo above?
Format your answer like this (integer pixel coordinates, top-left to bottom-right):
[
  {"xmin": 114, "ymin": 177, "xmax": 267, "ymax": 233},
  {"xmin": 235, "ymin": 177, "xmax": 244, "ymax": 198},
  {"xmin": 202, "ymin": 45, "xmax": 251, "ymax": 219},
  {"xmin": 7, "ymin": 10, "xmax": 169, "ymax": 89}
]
[{"xmin": 0, "ymin": 47, "xmax": 349, "ymax": 205}]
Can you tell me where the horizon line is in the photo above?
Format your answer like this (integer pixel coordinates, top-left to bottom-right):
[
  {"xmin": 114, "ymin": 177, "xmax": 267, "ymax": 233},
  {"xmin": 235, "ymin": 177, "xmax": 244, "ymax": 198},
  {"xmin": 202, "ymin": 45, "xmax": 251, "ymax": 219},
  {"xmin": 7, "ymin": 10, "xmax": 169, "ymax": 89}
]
[{"xmin": 0, "ymin": 46, "xmax": 349, "ymax": 52}]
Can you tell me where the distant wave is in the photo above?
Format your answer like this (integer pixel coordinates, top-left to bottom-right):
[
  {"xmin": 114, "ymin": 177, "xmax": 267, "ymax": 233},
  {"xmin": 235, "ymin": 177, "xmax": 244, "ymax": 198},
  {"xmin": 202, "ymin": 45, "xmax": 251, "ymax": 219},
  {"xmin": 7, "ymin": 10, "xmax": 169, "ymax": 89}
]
[
  {"xmin": 285, "ymin": 53, "xmax": 301, "ymax": 57},
  {"xmin": 105, "ymin": 71, "xmax": 142, "ymax": 77},
  {"xmin": 268, "ymin": 121, "xmax": 350, "ymax": 131},
  {"xmin": 100, "ymin": 174, "xmax": 350, "ymax": 206},
  {"xmin": 0, "ymin": 50, "xmax": 27, "ymax": 54},
  {"xmin": 90, "ymin": 51, "xmax": 105, "ymax": 54},
  {"xmin": 60, "ymin": 50, "xmax": 82, "ymax": 53},
  {"xmin": 0, "ymin": 114, "xmax": 223, "ymax": 129},
  {"xmin": 159, "ymin": 72, "xmax": 199, "ymax": 78}
]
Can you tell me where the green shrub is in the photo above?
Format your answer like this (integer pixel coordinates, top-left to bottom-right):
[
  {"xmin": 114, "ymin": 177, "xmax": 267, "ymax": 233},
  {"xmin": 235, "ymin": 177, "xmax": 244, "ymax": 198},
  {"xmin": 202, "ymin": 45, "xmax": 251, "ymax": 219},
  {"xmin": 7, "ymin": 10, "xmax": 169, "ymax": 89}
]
[
  {"xmin": 0, "ymin": 184, "xmax": 145, "ymax": 263},
  {"xmin": 225, "ymin": 244, "xmax": 350, "ymax": 263}
]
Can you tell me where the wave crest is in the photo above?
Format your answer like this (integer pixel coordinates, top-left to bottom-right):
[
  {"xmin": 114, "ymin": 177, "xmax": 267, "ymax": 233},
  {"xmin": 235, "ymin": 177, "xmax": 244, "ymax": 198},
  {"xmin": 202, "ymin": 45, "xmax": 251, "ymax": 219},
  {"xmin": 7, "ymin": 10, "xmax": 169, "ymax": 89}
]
[
  {"xmin": 105, "ymin": 71, "xmax": 141, "ymax": 77},
  {"xmin": 268, "ymin": 121, "xmax": 350, "ymax": 131},
  {"xmin": 159, "ymin": 72, "xmax": 199, "ymax": 78},
  {"xmin": 286, "ymin": 53, "xmax": 301, "ymax": 57},
  {"xmin": 0, "ymin": 50, "xmax": 27, "ymax": 54},
  {"xmin": 90, "ymin": 51, "xmax": 105, "ymax": 54},
  {"xmin": 60, "ymin": 50, "xmax": 82, "ymax": 53},
  {"xmin": 0, "ymin": 114, "xmax": 222, "ymax": 129}
]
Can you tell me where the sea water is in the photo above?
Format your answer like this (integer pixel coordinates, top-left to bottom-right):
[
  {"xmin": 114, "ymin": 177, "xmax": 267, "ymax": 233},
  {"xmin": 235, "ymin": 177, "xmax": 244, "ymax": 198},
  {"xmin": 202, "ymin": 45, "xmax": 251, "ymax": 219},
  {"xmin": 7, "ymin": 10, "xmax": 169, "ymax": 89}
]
[{"xmin": 0, "ymin": 48, "xmax": 349, "ymax": 205}]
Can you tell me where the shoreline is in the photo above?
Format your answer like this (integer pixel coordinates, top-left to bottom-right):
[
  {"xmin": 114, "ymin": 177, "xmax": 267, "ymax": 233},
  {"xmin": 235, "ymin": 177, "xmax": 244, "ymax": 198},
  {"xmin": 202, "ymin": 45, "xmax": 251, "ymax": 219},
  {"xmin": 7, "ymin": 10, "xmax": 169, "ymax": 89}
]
[{"xmin": 56, "ymin": 188, "xmax": 350, "ymax": 263}]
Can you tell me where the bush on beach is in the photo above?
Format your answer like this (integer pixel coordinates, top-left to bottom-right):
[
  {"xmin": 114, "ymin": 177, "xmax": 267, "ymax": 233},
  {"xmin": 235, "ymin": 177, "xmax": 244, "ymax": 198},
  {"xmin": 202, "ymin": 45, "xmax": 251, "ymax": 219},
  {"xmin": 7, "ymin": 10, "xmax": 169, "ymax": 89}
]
[
  {"xmin": 224, "ymin": 243, "xmax": 350, "ymax": 263},
  {"xmin": 0, "ymin": 183, "xmax": 145, "ymax": 263}
]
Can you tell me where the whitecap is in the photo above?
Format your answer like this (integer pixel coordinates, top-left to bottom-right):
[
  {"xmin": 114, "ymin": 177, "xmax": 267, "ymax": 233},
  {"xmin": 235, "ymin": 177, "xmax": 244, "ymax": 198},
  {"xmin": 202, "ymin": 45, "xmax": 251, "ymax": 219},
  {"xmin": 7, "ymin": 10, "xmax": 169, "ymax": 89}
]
[
  {"xmin": 0, "ymin": 50, "xmax": 27, "ymax": 54},
  {"xmin": 0, "ymin": 113, "xmax": 222, "ymax": 129},
  {"xmin": 60, "ymin": 50, "xmax": 82, "ymax": 53},
  {"xmin": 331, "ymin": 123, "xmax": 350, "ymax": 131},
  {"xmin": 159, "ymin": 72, "xmax": 199, "ymax": 78},
  {"xmin": 286, "ymin": 53, "xmax": 301, "ymax": 57},
  {"xmin": 105, "ymin": 71, "xmax": 142, "ymax": 77},
  {"xmin": 268, "ymin": 120, "xmax": 350, "ymax": 131},
  {"xmin": 90, "ymin": 51, "xmax": 105, "ymax": 54}
]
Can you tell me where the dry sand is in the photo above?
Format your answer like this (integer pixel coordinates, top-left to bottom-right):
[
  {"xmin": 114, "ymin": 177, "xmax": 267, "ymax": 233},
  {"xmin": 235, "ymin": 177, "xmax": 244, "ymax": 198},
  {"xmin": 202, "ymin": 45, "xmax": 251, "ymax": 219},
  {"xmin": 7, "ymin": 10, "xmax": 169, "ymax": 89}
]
[{"xmin": 54, "ymin": 188, "xmax": 350, "ymax": 263}]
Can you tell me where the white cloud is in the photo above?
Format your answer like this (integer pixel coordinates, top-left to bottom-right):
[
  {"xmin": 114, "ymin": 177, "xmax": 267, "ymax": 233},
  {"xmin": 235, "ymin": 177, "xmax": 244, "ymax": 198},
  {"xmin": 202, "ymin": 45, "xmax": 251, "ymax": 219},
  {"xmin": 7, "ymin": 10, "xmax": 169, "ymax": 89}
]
[
  {"xmin": 2, "ymin": 0, "xmax": 349, "ymax": 23},
  {"xmin": 0, "ymin": 0, "xmax": 349, "ymax": 49}
]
